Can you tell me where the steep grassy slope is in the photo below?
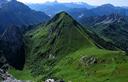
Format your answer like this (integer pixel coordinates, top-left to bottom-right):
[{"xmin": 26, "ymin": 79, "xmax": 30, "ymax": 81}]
[
  {"xmin": 52, "ymin": 48, "xmax": 128, "ymax": 82},
  {"xmin": 25, "ymin": 12, "xmax": 128, "ymax": 81},
  {"xmin": 25, "ymin": 11, "xmax": 95, "ymax": 78}
]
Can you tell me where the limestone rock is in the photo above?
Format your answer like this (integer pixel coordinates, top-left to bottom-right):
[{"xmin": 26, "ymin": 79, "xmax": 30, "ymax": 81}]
[{"xmin": 80, "ymin": 56, "xmax": 97, "ymax": 66}]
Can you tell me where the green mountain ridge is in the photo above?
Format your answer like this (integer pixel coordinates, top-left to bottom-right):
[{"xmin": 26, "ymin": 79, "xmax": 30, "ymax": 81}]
[
  {"xmin": 25, "ymin": 12, "xmax": 96, "ymax": 76},
  {"xmin": 24, "ymin": 12, "xmax": 128, "ymax": 82}
]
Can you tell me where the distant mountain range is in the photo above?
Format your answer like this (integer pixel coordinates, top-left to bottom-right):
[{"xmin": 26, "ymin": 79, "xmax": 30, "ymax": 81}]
[
  {"xmin": 68, "ymin": 4, "xmax": 128, "ymax": 22},
  {"xmin": 82, "ymin": 14, "xmax": 128, "ymax": 51},
  {"xmin": 0, "ymin": 0, "xmax": 50, "ymax": 34},
  {"xmin": 28, "ymin": 2, "xmax": 94, "ymax": 16},
  {"xmin": 28, "ymin": 2, "xmax": 128, "ymax": 18},
  {"xmin": 67, "ymin": 4, "xmax": 128, "ymax": 51}
]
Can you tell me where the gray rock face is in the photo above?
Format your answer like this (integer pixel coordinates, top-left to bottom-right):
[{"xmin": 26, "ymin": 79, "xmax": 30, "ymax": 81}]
[
  {"xmin": 0, "ymin": 26, "xmax": 25, "ymax": 70},
  {"xmin": 2, "ymin": 80, "xmax": 31, "ymax": 82},
  {"xmin": 0, "ymin": 69, "xmax": 15, "ymax": 80},
  {"xmin": 0, "ymin": 69, "xmax": 31, "ymax": 82}
]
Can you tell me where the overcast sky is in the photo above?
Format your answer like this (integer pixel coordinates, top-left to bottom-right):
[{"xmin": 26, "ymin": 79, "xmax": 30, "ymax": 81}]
[{"xmin": 17, "ymin": 0, "xmax": 128, "ymax": 6}]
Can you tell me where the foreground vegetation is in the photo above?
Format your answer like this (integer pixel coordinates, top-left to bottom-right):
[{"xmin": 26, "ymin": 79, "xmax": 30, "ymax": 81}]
[{"xmin": 10, "ymin": 47, "xmax": 128, "ymax": 82}]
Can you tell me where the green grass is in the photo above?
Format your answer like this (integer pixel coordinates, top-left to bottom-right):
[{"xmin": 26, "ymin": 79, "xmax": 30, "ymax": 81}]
[
  {"xmin": 52, "ymin": 47, "xmax": 128, "ymax": 82},
  {"xmin": 23, "ymin": 12, "xmax": 128, "ymax": 82},
  {"xmin": 9, "ymin": 68, "xmax": 44, "ymax": 82},
  {"xmin": 9, "ymin": 68, "xmax": 34, "ymax": 80}
]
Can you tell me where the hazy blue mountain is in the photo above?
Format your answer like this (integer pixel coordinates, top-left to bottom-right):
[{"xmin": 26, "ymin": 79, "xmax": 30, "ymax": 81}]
[
  {"xmin": 91, "ymin": 4, "xmax": 127, "ymax": 16},
  {"xmin": 68, "ymin": 4, "xmax": 128, "ymax": 23},
  {"xmin": 0, "ymin": 0, "xmax": 50, "ymax": 34},
  {"xmin": 28, "ymin": 1, "xmax": 94, "ymax": 16},
  {"xmin": 61, "ymin": 2, "xmax": 94, "ymax": 9},
  {"xmin": 67, "ymin": 8, "xmax": 95, "ymax": 20},
  {"xmin": 68, "ymin": 4, "xmax": 128, "ymax": 51},
  {"xmin": 82, "ymin": 14, "xmax": 128, "ymax": 51}
]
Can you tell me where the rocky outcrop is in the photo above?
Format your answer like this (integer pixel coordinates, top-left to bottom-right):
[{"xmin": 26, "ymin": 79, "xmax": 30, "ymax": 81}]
[
  {"xmin": 0, "ymin": 69, "xmax": 31, "ymax": 82},
  {"xmin": 45, "ymin": 79, "xmax": 65, "ymax": 82},
  {"xmin": 45, "ymin": 79, "xmax": 55, "ymax": 82},
  {"xmin": 80, "ymin": 56, "xmax": 97, "ymax": 66}
]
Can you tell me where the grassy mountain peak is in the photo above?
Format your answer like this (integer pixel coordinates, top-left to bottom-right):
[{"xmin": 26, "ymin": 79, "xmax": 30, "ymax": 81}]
[
  {"xmin": 24, "ymin": 12, "xmax": 128, "ymax": 82},
  {"xmin": 26, "ymin": 11, "xmax": 95, "ymax": 58},
  {"xmin": 25, "ymin": 11, "xmax": 95, "ymax": 78},
  {"xmin": 47, "ymin": 11, "xmax": 79, "ymax": 25}
]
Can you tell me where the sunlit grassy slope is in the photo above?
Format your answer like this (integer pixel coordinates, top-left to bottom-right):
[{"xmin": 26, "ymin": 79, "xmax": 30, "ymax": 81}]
[
  {"xmin": 10, "ymin": 48, "xmax": 128, "ymax": 82},
  {"xmin": 22, "ymin": 12, "xmax": 128, "ymax": 82},
  {"xmin": 53, "ymin": 47, "xmax": 128, "ymax": 82}
]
